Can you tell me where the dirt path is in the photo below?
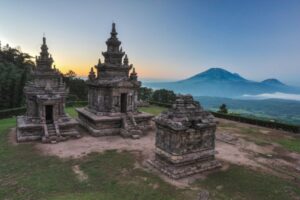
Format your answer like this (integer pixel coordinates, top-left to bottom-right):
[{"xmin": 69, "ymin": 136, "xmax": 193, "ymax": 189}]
[
  {"xmin": 36, "ymin": 131, "xmax": 156, "ymax": 160},
  {"xmin": 31, "ymin": 119, "xmax": 300, "ymax": 185}
]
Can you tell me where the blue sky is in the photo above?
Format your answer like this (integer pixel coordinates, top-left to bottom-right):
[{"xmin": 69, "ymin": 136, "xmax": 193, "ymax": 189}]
[{"xmin": 0, "ymin": 0, "xmax": 300, "ymax": 85}]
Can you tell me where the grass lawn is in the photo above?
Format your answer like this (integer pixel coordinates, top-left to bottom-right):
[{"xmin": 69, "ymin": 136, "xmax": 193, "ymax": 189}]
[
  {"xmin": 277, "ymin": 139, "xmax": 300, "ymax": 153},
  {"xmin": 65, "ymin": 106, "xmax": 79, "ymax": 118},
  {"xmin": 0, "ymin": 106, "xmax": 299, "ymax": 199},
  {"xmin": 138, "ymin": 105, "xmax": 167, "ymax": 116},
  {"xmin": 0, "ymin": 116, "xmax": 192, "ymax": 200},
  {"xmin": 195, "ymin": 165, "xmax": 300, "ymax": 200}
]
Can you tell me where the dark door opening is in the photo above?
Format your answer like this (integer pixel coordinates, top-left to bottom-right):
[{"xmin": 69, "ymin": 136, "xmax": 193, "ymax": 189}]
[
  {"xmin": 120, "ymin": 93, "xmax": 127, "ymax": 113},
  {"xmin": 45, "ymin": 105, "xmax": 53, "ymax": 124}
]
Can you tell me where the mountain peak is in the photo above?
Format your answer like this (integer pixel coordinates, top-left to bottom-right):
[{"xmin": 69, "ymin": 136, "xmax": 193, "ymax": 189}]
[
  {"xmin": 261, "ymin": 78, "xmax": 285, "ymax": 86},
  {"xmin": 185, "ymin": 67, "xmax": 246, "ymax": 82}
]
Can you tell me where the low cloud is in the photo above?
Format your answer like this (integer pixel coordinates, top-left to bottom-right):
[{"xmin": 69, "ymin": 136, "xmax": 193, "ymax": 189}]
[{"xmin": 243, "ymin": 92, "xmax": 300, "ymax": 101}]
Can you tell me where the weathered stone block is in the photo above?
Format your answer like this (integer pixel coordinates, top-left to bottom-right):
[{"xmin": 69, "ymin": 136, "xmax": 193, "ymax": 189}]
[{"xmin": 149, "ymin": 95, "xmax": 221, "ymax": 179}]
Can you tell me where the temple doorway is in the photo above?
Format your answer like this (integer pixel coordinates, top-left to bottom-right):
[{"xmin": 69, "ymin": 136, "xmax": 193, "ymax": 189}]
[
  {"xmin": 45, "ymin": 105, "xmax": 53, "ymax": 124},
  {"xmin": 120, "ymin": 93, "xmax": 127, "ymax": 113}
]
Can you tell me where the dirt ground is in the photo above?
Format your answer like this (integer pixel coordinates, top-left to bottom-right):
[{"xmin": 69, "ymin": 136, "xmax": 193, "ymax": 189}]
[{"xmin": 14, "ymin": 118, "xmax": 300, "ymax": 187}]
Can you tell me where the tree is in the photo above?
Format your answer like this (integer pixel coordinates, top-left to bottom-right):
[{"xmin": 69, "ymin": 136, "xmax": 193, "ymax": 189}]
[
  {"xmin": 138, "ymin": 87, "xmax": 153, "ymax": 101},
  {"xmin": 0, "ymin": 42, "xmax": 34, "ymax": 109},
  {"xmin": 151, "ymin": 89, "xmax": 176, "ymax": 104},
  {"xmin": 218, "ymin": 104, "xmax": 228, "ymax": 114},
  {"xmin": 64, "ymin": 70, "xmax": 77, "ymax": 79},
  {"xmin": 62, "ymin": 71, "xmax": 88, "ymax": 101}
]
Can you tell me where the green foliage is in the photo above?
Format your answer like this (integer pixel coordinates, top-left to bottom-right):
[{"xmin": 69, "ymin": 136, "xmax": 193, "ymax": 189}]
[
  {"xmin": 0, "ymin": 43, "xmax": 34, "ymax": 109},
  {"xmin": 218, "ymin": 103, "xmax": 228, "ymax": 114},
  {"xmin": 63, "ymin": 71, "xmax": 88, "ymax": 101},
  {"xmin": 151, "ymin": 89, "xmax": 176, "ymax": 104},
  {"xmin": 196, "ymin": 165, "xmax": 300, "ymax": 200},
  {"xmin": 138, "ymin": 87, "xmax": 153, "ymax": 101},
  {"xmin": 0, "ymin": 43, "xmax": 88, "ymax": 110},
  {"xmin": 138, "ymin": 87, "xmax": 175, "ymax": 104}
]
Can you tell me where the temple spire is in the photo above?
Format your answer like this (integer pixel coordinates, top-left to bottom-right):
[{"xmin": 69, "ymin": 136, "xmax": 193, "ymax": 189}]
[
  {"xmin": 36, "ymin": 36, "xmax": 53, "ymax": 69},
  {"xmin": 111, "ymin": 22, "xmax": 117, "ymax": 37},
  {"xmin": 40, "ymin": 36, "xmax": 49, "ymax": 56},
  {"xmin": 102, "ymin": 23, "xmax": 124, "ymax": 65}
]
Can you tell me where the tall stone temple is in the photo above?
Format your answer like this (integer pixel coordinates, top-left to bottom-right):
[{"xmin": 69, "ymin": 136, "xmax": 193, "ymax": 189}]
[
  {"xmin": 77, "ymin": 23, "xmax": 153, "ymax": 138},
  {"xmin": 17, "ymin": 37, "xmax": 80, "ymax": 143}
]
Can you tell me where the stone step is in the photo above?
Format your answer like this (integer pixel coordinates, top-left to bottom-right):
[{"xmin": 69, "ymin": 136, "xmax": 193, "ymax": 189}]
[
  {"xmin": 46, "ymin": 123, "xmax": 57, "ymax": 136},
  {"xmin": 48, "ymin": 131, "xmax": 56, "ymax": 133}
]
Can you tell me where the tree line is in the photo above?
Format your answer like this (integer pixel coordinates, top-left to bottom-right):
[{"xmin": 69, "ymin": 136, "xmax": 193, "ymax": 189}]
[
  {"xmin": 139, "ymin": 87, "xmax": 176, "ymax": 104},
  {"xmin": 0, "ymin": 43, "xmax": 34, "ymax": 109},
  {"xmin": 0, "ymin": 42, "xmax": 87, "ymax": 110}
]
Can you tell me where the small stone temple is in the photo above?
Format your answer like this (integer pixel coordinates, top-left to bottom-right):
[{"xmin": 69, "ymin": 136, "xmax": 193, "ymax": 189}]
[
  {"xmin": 17, "ymin": 37, "xmax": 80, "ymax": 143},
  {"xmin": 76, "ymin": 23, "xmax": 153, "ymax": 138},
  {"xmin": 149, "ymin": 95, "xmax": 221, "ymax": 179}
]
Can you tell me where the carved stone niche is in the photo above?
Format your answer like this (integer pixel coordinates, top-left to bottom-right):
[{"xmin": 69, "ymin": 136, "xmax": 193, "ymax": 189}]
[{"xmin": 149, "ymin": 95, "xmax": 221, "ymax": 179}]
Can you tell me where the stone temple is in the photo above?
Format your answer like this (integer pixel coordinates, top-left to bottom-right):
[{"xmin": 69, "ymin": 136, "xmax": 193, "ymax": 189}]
[
  {"xmin": 16, "ymin": 37, "xmax": 80, "ymax": 143},
  {"xmin": 149, "ymin": 95, "xmax": 221, "ymax": 179},
  {"xmin": 76, "ymin": 23, "xmax": 153, "ymax": 138}
]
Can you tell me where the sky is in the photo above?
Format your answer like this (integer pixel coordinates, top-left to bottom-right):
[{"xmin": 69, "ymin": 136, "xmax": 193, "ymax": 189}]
[{"xmin": 0, "ymin": 0, "xmax": 300, "ymax": 85}]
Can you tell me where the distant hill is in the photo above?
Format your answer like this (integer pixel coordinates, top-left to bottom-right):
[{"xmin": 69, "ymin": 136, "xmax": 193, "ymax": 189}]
[
  {"xmin": 261, "ymin": 78, "xmax": 285, "ymax": 86},
  {"xmin": 143, "ymin": 68, "xmax": 300, "ymax": 98}
]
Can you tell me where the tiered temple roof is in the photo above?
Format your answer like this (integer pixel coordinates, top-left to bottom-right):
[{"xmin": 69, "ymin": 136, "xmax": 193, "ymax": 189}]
[{"xmin": 91, "ymin": 23, "xmax": 137, "ymax": 81}]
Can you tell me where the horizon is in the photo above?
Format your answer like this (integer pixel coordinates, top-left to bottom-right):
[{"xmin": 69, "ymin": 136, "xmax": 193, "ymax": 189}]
[{"xmin": 1, "ymin": 0, "xmax": 300, "ymax": 86}]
